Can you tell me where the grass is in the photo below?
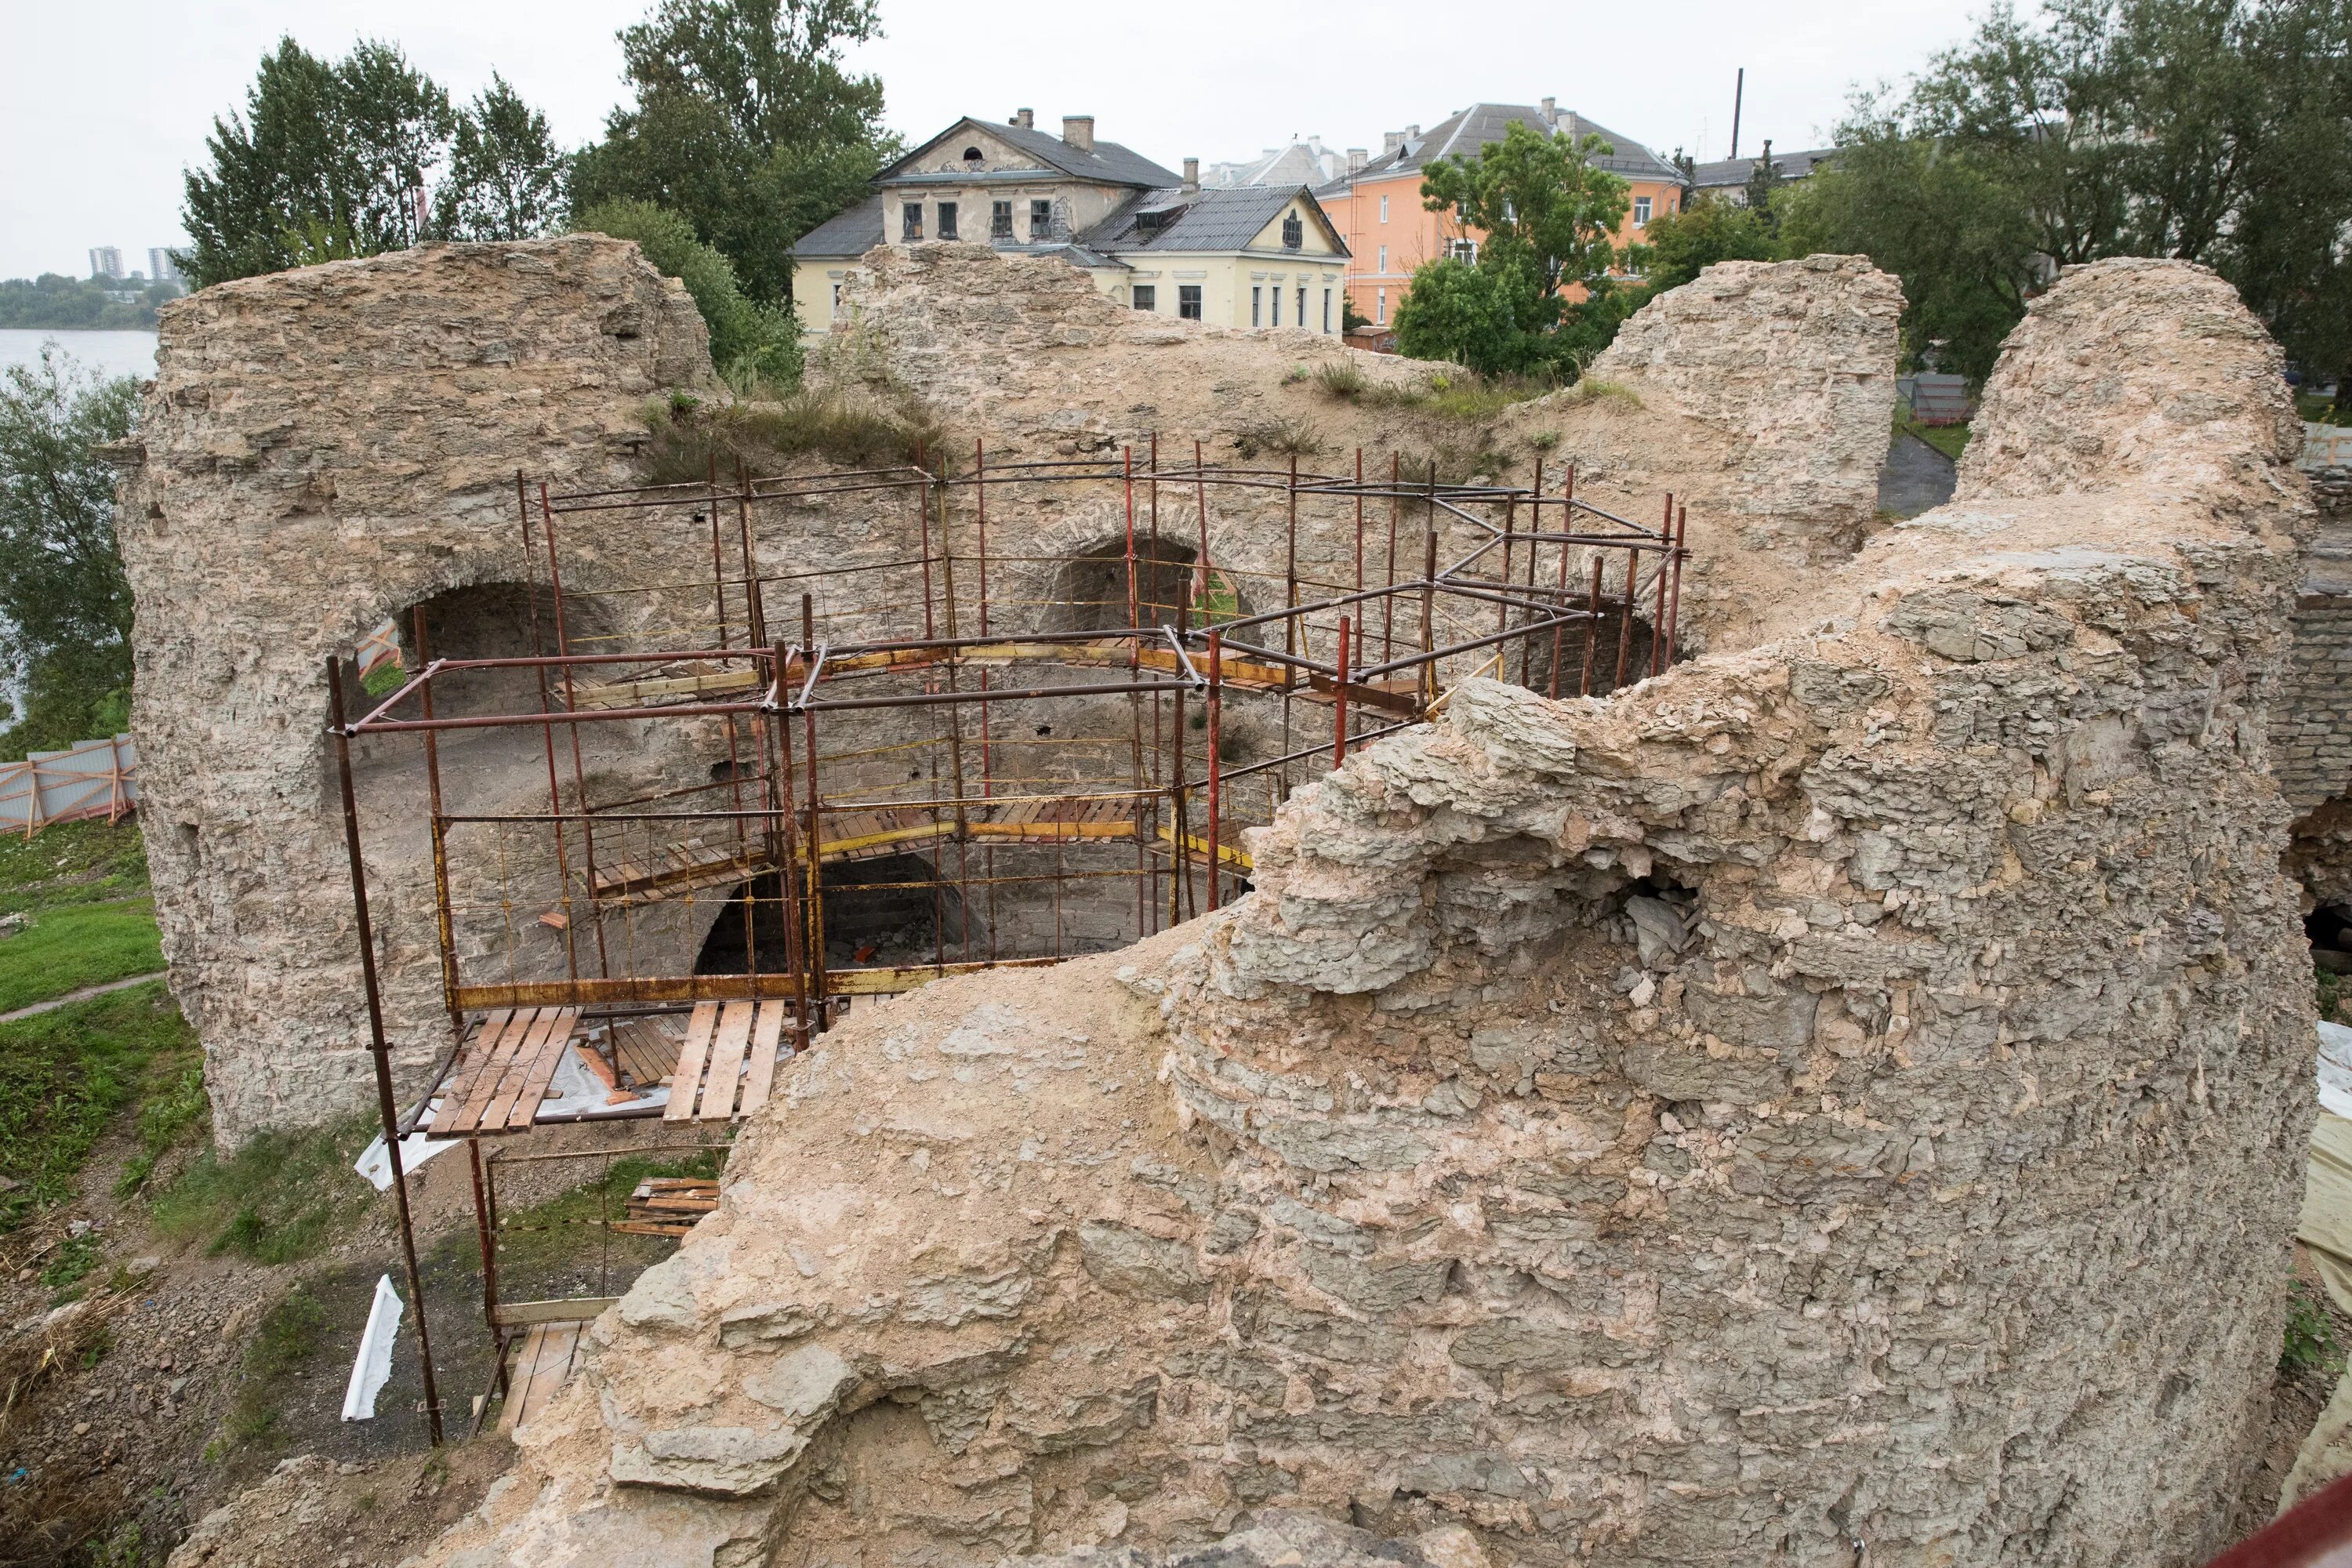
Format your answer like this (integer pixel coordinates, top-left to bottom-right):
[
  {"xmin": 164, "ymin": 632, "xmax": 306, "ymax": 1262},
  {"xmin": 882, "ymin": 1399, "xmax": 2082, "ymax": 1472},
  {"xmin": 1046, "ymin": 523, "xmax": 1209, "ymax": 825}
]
[
  {"xmin": 2284, "ymin": 1276, "xmax": 2347, "ymax": 1376},
  {"xmin": 224, "ymin": 1284, "xmax": 330, "ymax": 1444},
  {"xmin": 2322, "ymin": 967, "xmax": 2348, "ymax": 1028},
  {"xmin": 638, "ymin": 385, "xmax": 942, "ymax": 485},
  {"xmin": 0, "ymin": 897, "xmax": 162, "ymax": 1012},
  {"xmin": 0, "ymin": 984, "xmax": 196, "ymax": 1230},
  {"xmin": 1901, "ymin": 420, "xmax": 1972, "ymax": 462},
  {"xmin": 1308, "ymin": 358, "xmax": 1559, "ymax": 421},
  {"xmin": 2301, "ymin": 393, "xmax": 2350, "ymax": 427},
  {"xmin": 1230, "ymin": 414, "xmax": 1324, "ymax": 460},
  {"xmin": 0, "ymin": 816, "xmax": 148, "ymax": 917},
  {"xmin": 479, "ymin": 1149, "xmax": 722, "ymax": 1304},
  {"xmin": 150, "ymin": 1116, "xmax": 375, "ymax": 1265}
]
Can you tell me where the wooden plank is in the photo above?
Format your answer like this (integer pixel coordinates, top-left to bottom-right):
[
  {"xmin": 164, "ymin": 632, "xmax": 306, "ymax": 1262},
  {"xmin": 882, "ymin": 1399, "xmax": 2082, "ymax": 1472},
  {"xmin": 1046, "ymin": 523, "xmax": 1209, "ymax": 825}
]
[
  {"xmin": 503, "ymin": 1007, "xmax": 581, "ymax": 1131},
  {"xmin": 489, "ymin": 1296, "xmax": 620, "ymax": 1328},
  {"xmin": 699, "ymin": 1002, "xmax": 755, "ymax": 1122},
  {"xmin": 441, "ymin": 1009, "xmax": 536, "ymax": 1134},
  {"xmin": 498, "ymin": 1324, "xmax": 548, "ymax": 1436},
  {"xmin": 740, "ymin": 1001, "xmax": 786, "ymax": 1116},
  {"xmin": 480, "ymin": 1008, "xmax": 564, "ymax": 1130},
  {"xmin": 611, "ymin": 1018, "xmax": 673, "ymax": 1085},
  {"xmin": 427, "ymin": 1008, "xmax": 511, "ymax": 1133},
  {"xmin": 663, "ymin": 1003, "xmax": 719, "ymax": 1122}
]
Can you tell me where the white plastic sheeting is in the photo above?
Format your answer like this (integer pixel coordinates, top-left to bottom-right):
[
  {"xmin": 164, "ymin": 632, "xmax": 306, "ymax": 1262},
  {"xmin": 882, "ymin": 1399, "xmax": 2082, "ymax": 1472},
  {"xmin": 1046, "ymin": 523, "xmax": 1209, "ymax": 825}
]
[{"xmin": 341, "ymin": 1274, "xmax": 404, "ymax": 1421}]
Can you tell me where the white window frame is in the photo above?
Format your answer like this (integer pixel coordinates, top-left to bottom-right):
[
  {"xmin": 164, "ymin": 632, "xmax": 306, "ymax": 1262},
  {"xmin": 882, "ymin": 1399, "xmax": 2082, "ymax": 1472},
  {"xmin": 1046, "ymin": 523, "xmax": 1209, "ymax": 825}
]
[
  {"xmin": 1376, "ymin": 287, "xmax": 1386, "ymax": 324},
  {"xmin": 1251, "ymin": 285, "xmax": 1262, "ymax": 326},
  {"xmin": 1379, "ymin": 194, "xmax": 1388, "ymax": 223},
  {"xmin": 1377, "ymin": 245, "xmax": 1387, "ymax": 274},
  {"xmin": 1633, "ymin": 195, "xmax": 1652, "ymax": 227},
  {"xmin": 1271, "ymin": 287, "xmax": 1280, "ymax": 327},
  {"xmin": 1322, "ymin": 289, "xmax": 1330, "ymax": 332},
  {"xmin": 1131, "ymin": 283, "xmax": 1156, "ymax": 311}
]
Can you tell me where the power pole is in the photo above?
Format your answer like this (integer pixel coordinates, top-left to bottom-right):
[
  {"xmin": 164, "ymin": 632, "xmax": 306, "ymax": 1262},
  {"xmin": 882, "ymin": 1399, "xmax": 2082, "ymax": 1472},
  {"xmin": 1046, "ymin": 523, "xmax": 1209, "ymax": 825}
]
[{"xmin": 1730, "ymin": 67, "xmax": 1744, "ymax": 161}]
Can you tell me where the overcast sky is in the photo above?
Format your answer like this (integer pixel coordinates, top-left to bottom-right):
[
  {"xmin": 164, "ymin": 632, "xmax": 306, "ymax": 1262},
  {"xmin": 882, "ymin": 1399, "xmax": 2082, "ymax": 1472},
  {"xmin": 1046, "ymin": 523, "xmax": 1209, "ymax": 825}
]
[{"xmin": 2, "ymin": 0, "xmax": 2001, "ymax": 284}]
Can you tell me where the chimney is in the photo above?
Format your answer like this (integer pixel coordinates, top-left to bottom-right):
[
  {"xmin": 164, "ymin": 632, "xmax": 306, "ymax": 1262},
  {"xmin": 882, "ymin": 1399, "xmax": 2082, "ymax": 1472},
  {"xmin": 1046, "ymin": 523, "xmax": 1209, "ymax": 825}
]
[
  {"xmin": 1348, "ymin": 147, "xmax": 1367, "ymax": 175},
  {"xmin": 1406, "ymin": 124, "xmax": 1421, "ymax": 140},
  {"xmin": 1182, "ymin": 158, "xmax": 1200, "ymax": 194},
  {"xmin": 1541, "ymin": 96, "xmax": 1556, "ymax": 123},
  {"xmin": 1382, "ymin": 130, "xmax": 1404, "ymax": 155},
  {"xmin": 1062, "ymin": 114, "xmax": 1094, "ymax": 151},
  {"xmin": 1014, "ymin": 107, "xmax": 1034, "ymax": 129}
]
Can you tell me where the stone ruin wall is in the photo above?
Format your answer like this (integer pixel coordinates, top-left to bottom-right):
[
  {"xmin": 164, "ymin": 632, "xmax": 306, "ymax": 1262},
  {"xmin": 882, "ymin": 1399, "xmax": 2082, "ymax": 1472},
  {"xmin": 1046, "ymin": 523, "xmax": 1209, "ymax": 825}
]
[
  {"xmin": 118, "ymin": 238, "xmax": 724, "ymax": 1146},
  {"xmin": 401, "ymin": 256, "xmax": 2318, "ymax": 1568}
]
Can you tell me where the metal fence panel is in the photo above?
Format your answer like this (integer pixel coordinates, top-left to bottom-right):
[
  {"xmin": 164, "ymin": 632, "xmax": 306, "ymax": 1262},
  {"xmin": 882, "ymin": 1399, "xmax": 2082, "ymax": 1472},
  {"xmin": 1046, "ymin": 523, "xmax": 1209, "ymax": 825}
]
[{"xmin": 0, "ymin": 734, "xmax": 140, "ymax": 837}]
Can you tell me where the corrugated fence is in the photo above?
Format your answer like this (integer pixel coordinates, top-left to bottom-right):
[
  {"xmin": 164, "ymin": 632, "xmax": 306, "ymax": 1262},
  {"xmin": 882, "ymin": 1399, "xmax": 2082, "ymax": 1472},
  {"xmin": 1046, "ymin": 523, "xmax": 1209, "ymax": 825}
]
[{"xmin": 0, "ymin": 734, "xmax": 139, "ymax": 838}]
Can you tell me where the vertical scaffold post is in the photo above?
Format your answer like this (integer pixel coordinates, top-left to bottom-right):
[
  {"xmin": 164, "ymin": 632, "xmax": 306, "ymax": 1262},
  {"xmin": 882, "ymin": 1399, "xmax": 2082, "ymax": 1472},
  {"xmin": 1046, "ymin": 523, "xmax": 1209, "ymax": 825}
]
[
  {"xmin": 1613, "ymin": 532, "xmax": 1639, "ymax": 691},
  {"xmin": 1497, "ymin": 495, "xmax": 1516, "ymax": 642},
  {"xmin": 325, "ymin": 658, "xmax": 442, "ymax": 1446},
  {"xmin": 516, "ymin": 472, "xmax": 579, "ymax": 982},
  {"xmin": 468, "ymin": 1139, "xmax": 499, "ymax": 1336},
  {"xmin": 1125, "ymin": 447, "xmax": 1146, "ymax": 944},
  {"xmin": 1664, "ymin": 504, "xmax": 1688, "ymax": 673},
  {"xmin": 974, "ymin": 438, "xmax": 996, "ymax": 964},
  {"xmin": 538, "ymin": 485, "xmax": 610, "ymax": 979},
  {"xmin": 772, "ymin": 637, "xmax": 811, "ymax": 1039},
  {"xmin": 1334, "ymin": 615, "xmax": 1352, "ymax": 767},
  {"xmin": 1521, "ymin": 459, "xmax": 1544, "ymax": 688},
  {"xmin": 800, "ymin": 594, "xmax": 828, "ymax": 1032},
  {"xmin": 1651, "ymin": 493, "xmax": 1674, "ymax": 677},
  {"xmin": 1206, "ymin": 628, "xmax": 1223, "ymax": 913},
  {"xmin": 412, "ymin": 608, "xmax": 461, "ymax": 1037},
  {"xmin": 1418, "ymin": 462, "xmax": 1439, "ymax": 710},
  {"xmin": 1580, "ymin": 556, "xmax": 1603, "ymax": 698},
  {"xmin": 1384, "ymin": 451, "xmax": 1400, "ymax": 663},
  {"xmin": 1550, "ymin": 463, "xmax": 1575, "ymax": 699}
]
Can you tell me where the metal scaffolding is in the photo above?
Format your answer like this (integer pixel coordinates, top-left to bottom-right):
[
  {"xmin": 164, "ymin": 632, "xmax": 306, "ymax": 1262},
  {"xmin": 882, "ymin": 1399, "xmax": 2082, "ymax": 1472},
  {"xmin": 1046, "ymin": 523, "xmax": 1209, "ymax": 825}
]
[{"xmin": 323, "ymin": 440, "xmax": 1690, "ymax": 1437}]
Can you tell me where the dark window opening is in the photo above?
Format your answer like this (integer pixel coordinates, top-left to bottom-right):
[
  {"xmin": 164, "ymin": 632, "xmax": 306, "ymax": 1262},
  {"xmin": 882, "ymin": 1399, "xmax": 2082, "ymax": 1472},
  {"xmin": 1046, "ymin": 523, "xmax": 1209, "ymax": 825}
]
[
  {"xmin": 1047, "ymin": 533, "xmax": 1257, "ymax": 641},
  {"xmin": 902, "ymin": 201, "xmax": 923, "ymax": 241},
  {"xmin": 963, "ymin": 145, "xmax": 984, "ymax": 164},
  {"xmin": 1178, "ymin": 284, "xmax": 1203, "ymax": 320},
  {"xmin": 1519, "ymin": 597, "xmax": 1690, "ymax": 700},
  {"xmin": 1296, "ymin": 287, "xmax": 1306, "ymax": 328},
  {"xmin": 991, "ymin": 200, "xmax": 1013, "ymax": 238},
  {"xmin": 691, "ymin": 855, "xmax": 970, "ymax": 975},
  {"xmin": 1271, "ymin": 288, "xmax": 1280, "ymax": 326},
  {"xmin": 937, "ymin": 201, "xmax": 959, "ymax": 241},
  {"xmin": 1282, "ymin": 212, "xmax": 1303, "ymax": 249},
  {"xmin": 1132, "ymin": 284, "xmax": 1156, "ymax": 311},
  {"xmin": 1251, "ymin": 285, "xmax": 1261, "ymax": 326},
  {"xmin": 390, "ymin": 580, "xmax": 610, "ymax": 719},
  {"xmin": 1030, "ymin": 198, "xmax": 1053, "ymax": 238}
]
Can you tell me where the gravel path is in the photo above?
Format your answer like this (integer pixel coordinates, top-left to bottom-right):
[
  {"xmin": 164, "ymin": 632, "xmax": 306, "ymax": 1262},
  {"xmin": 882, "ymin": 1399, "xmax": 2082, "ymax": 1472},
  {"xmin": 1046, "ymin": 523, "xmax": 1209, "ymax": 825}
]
[{"xmin": 0, "ymin": 969, "xmax": 170, "ymax": 1024}]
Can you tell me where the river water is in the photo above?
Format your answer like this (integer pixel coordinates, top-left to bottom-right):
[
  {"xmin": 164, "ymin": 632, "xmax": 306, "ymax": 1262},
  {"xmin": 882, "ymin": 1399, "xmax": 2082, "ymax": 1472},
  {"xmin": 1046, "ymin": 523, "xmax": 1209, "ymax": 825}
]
[{"xmin": 0, "ymin": 328, "xmax": 159, "ymax": 381}]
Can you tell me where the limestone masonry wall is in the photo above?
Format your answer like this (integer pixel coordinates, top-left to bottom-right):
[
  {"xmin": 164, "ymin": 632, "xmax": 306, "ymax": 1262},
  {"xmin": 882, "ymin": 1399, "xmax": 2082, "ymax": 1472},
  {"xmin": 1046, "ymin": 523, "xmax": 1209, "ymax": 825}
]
[
  {"xmin": 118, "ymin": 238, "xmax": 713, "ymax": 1146},
  {"xmin": 405, "ymin": 258, "xmax": 2317, "ymax": 1568}
]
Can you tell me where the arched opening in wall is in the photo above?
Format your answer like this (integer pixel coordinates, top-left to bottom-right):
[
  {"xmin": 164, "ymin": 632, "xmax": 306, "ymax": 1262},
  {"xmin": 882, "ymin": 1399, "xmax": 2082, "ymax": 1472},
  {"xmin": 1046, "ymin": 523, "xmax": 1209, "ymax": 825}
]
[
  {"xmin": 2290, "ymin": 799, "xmax": 2352, "ymax": 1027},
  {"xmin": 390, "ymin": 581, "xmax": 614, "ymax": 719},
  {"xmin": 691, "ymin": 853, "xmax": 971, "ymax": 975},
  {"xmin": 1513, "ymin": 602, "xmax": 1690, "ymax": 699},
  {"xmin": 1047, "ymin": 535, "xmax": 1256, "ymax": 637}
]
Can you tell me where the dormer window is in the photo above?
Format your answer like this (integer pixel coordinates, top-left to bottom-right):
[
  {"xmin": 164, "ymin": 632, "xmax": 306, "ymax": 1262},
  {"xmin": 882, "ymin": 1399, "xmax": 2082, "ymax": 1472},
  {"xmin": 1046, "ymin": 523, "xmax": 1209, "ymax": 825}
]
[
  {"xmin": 963, "ymin": 146, "xmax": 984, "ymax": 166},
  {"xmin": 1281, "ymin": 212, "xmax": 1303, "ymax": 250}
]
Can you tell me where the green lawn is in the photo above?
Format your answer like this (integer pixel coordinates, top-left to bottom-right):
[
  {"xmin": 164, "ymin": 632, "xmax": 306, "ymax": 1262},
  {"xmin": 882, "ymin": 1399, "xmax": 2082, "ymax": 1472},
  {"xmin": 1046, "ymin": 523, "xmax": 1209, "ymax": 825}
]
[
  {"xmin": 1900, "ymin": 420, "xmax": 1972, "ymax": 462},
  {"xmin": 0, "ymin": 897, "xmax": 163, "ymax": 1012},
  {"xmin": 0, "ymin": 816, "xmax": 150, "ymax": 916},
  {"xmin": 0, "ymin": 982, "xmax": 196, "ymax": 1229}
]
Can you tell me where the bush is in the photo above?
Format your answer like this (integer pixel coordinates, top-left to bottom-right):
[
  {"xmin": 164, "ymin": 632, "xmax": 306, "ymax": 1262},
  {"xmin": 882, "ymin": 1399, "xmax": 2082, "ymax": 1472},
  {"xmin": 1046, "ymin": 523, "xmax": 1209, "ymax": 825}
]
[{"xmin": 575, "ymin": 200, "xmax": 803, "ymax": 390}]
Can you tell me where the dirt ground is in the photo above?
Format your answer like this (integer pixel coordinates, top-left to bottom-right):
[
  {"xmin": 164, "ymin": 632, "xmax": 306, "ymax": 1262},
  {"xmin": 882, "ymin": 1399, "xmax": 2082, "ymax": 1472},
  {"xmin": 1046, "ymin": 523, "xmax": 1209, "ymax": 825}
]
[{"xmin": 0, "ymin": 1104, "xmax": 710, "ymax": 1567}]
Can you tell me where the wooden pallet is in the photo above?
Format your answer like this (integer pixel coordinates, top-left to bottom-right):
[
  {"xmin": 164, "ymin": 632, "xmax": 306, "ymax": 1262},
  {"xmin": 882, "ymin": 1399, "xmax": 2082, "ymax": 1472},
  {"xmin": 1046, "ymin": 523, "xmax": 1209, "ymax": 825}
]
[
  {"xmin": 499, "ymin": 1320, "xmax": 586, "ymax": 1436},
  {"xmin": 430, "ymin": 1007, "xmax": 582, "ymax": 1135},
  {"xmin": 611, "ymin": 1176, "xmax": 720, "ymax": 1237},
  {"xmin": 663, "ymin": 1000, "xmax": 790, "ymax": 1122}
]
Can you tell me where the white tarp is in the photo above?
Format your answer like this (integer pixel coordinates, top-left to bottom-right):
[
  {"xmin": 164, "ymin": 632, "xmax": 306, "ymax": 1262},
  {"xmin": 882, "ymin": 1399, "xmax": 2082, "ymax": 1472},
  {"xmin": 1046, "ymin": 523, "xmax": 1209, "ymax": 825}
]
[{"xmin": 341, "ymin": 1274, "xmax": 404, "ymax": 1421}]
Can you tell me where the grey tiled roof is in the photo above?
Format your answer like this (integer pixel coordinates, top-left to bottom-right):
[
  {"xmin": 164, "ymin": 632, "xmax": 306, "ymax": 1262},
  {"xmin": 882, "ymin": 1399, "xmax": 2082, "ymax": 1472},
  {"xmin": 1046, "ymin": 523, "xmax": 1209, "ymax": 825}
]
[
  {"xmin": 1690, "ymin": 147, "xmax": 1838, "ymax": 190},
  {"xmin": 1313, "ymin": 103, "xmax": 1683, "ymax": 195},
  {"xmin": 877, "ymin": 118, "xmax": 1181, "ymax": 191},
  {"xmin": 1080, "ymin": 186, "xmax": 1348, "ymax": 257},
  {"xmin": 792, "ymin": 193, "xmax": 886, "ymax": 260}
]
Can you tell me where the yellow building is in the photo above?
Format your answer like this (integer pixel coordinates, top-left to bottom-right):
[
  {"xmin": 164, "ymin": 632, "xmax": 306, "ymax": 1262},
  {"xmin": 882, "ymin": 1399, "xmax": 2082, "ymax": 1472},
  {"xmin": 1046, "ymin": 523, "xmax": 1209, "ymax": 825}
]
[{"xmin": 791, "ymin": 111, "xmax": 1349, "ymax": 336}]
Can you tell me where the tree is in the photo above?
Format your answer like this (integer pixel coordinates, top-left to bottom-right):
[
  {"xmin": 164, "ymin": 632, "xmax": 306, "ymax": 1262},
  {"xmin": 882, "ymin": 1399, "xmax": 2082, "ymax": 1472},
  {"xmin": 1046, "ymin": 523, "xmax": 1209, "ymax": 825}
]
[
  {"xmin": 1787, "ymin": 0, "xmax": 2352, "ymax": 387},
  {"xmin": 1628, "ymin": 196, "xmax": 1786, "ymax": 296},
  {"xmin": 573, "ymin": 201, "xmax": 802, "ymax": 388},
  {"xmin": 572, "ymin": 0, "xmax": 899, "ymax": 304},
  {"xmin": 437, "ymin": 74, "xmax": 565, "ymax": 241},
  {"xmin": 179, "ymin": 38, "xmax": 566, "ymax": 287},
  {"xmin": 0, "ymin": 350, "xmax": 139, "ymax": 755},
  {"xmin": 1392, "ymin": 121, "xmax": 1631, "ymax": 376}
]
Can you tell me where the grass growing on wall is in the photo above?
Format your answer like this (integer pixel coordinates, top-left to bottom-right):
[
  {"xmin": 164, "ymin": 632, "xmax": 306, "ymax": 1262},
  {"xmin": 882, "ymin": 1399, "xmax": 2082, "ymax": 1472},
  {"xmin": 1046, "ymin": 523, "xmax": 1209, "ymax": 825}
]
[{"xmin": 637, "ymin": 387, "xmax": 941, "ymax": 485}]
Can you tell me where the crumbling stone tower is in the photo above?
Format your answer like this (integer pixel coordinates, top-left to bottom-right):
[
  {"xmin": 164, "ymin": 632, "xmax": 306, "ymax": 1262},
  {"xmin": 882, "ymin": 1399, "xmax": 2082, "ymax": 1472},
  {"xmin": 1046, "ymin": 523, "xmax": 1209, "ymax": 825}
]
[{"xmin": 408, "ymin": 256, "xmax": 2316, "ymax": 1568}]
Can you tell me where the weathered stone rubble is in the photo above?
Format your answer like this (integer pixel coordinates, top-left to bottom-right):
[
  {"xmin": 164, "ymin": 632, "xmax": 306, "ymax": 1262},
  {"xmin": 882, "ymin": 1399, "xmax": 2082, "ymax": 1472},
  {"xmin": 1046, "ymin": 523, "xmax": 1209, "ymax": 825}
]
[
  {"xmin": 116, "ymin": 238, "xmax": 715, "ymax": 1145},
  {"xmin": 403, "ymin": 258, "xmax": 2316, "ymax": 1568}
]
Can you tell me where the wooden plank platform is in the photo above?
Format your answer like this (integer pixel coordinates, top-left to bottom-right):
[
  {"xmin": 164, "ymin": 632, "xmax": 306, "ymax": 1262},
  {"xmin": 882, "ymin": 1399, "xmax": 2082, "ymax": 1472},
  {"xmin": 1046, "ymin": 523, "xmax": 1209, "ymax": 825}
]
[
  {"xmin": 611, "ymin": 1176, "xmax": 720, "ymax": 1237},
  {"xmin": 499, "ymin": 1320, "xmax": 586, "ymax": 1436},
  {"xmin": 430, "ymin": 1007, "xmax": 582, "ymax": 1135},
  {"xmin": 571, "ymin": 667, "xmax": 762, "ymax": 711},
  {"xmin": 592, "ymin": 837, "xmax": 770, "ymax": 905},
  {"xmin": 664, "ymin": 1000, "xmax": 793, "ymax": 1120},
  {"xmin": 1156, "ymin": 823, "xmax": 1254, "ymax": 872},
  {"xmin": 610, "ymin": 1015, "xmax": 681, "ymax": 1087}
]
